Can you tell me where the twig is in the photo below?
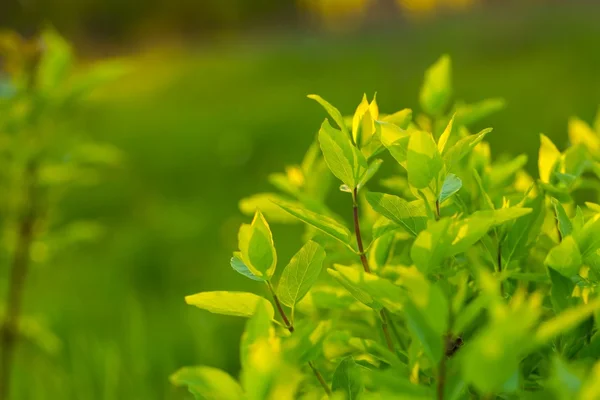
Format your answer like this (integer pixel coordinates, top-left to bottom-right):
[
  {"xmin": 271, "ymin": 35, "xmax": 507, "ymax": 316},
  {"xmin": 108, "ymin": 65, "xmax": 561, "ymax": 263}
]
[
  {"xmin": 0, "ymin": 161, "xmax": 39, "ymax": 400},
  {"xmin": 352, "ymin": 188, "xmax": 395, "ymax": 352},
  {"xmin": 266, "ymin": 282, "xmax": 330, "ymax": 396}
]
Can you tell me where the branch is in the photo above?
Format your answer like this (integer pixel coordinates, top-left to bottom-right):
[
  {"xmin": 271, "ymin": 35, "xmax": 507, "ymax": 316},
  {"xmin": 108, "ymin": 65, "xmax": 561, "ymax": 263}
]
[
  {"xmin": 266, "ymin": 281, "xmax": 330, "ymax": 396},
  {"xmin": 352, "ymin": 188, "xmax": 394, "ymax": 352}
]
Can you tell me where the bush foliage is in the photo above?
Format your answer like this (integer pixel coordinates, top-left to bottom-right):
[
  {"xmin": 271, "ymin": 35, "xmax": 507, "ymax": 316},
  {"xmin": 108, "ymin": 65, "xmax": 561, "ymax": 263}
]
[{"xmin": 173, "ymin": 55, "xmax": 600, "ymax": 399}]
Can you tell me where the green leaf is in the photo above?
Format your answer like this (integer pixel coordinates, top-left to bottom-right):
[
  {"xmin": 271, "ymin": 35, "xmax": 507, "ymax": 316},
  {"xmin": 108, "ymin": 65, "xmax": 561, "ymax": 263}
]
[
  {"xmin": 454, "ymin": 98, "xmax": 505, "ymax": 127},
  {"xmin": 443, "ymin": 128, "xmax": 492, "ymax": 171},
  {"xmin": 357, "ymin": 159, "xmax": 383, "ymax": 190},
  {"xmin": 308, "ymin": 94, "xmax": 349, "ymax": 137},
  {"xmin": 536, "ymin": 298, "xmax": 600, "ymax": 344},
  {"xmin": 451, "ymin": 207, "xmax": 532, "ymax": 255},
  {"xmin": 552, "ymin": 199, "xmax": 573, "ymax": 239},
  {"xmin": 332, "ymin": 357, "xmax": 364, "ymax": 400},
  {"xmin": 352, "ymin": 94, "xmax": 378, "ymax": 146},
  {"xmin": 240, "ymin": 300, "xmax": 273, "ymax": 368},
  {"xmin": 273, "ymin": 200, "xmax": 354, "ymax": 249},
  {"xmin": 238, "ymin": 210, "xmax": 277, "ymax": 279},
  {"xmin": 366, "ymin": 192, "xmax": 428, "ymax": 236},
  {"xmin": 385, "ymin": 135, "xmax": 410, "ymax": 168},
  {"xmin": 185, "ymin": 291, "xmax": 275, "ymax": 319},
  {"xmin": 170, "ymin": 366, "xmax": 243, "ymax": 400},
  {"xmin": 240, "ymin": 302, "xmax": 283, "ymax": 400},
  {"xmin": 328, "ymin": 265, "xmax": 405, "ymax": 313},
  {"xmin": 501, "ymin": 195, "xmax": 546, "ymax": 266},
  {"xmin": 382, "ymin": 108, "xmax": 412, "ymax": 129},
  {"xmin": 439, "ymin": 173, "xmax": 462, "ymax": 204},
  {"xmin": 437, "ymin": 114, "xmax": 455, "ymax": 153},
  {"xmin": 548, "ymin": 267, "xmax": 576, "ymax": 313},
  {"xmin": 397, "ymin": 267, "xmax": 448, "ymax": 362},
  {"xmin": 569, "ymin": 117, "xmax": 599, "ymax": 154},
  {"xmin": 239, "ymin": 193, "xmax": 298, "ymax": 223},
  {"xmin": 544, "ymin": 236, "xmax": 582, "ymax": 277},
  {"xmin": 407, "ymin": 130, "xmax": 443, "ymax": 190},
  {"xmin": 231, "ymin": 252, "xmax": 265, "ymax": 282},
  {"xmin": 318, "ymin": 119, "xmax": 367, "ymax": 188},
  {"xmin": 411, "ymin": 218, "xmax": 454, "ymax": 273},
  {"xmin": 574, "ymin": 214, "xmax": 600, "ymax": 261},
  {"xmin": 277, "ymin": 241, "xmax": 326, "ymax": 308},
  {"xmin": 420, "ymin": 55, "xmax": 452, "ymax": 116},
  {"xmin": 539, "ymin": 134, "xmax": 561, "ymax": 183}
]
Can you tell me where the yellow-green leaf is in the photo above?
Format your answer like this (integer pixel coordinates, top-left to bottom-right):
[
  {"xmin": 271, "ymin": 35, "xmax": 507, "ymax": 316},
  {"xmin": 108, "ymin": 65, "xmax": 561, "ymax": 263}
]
[{"xmin": 185, "ymin": 291, "xmax": 275, "ymax": 319}]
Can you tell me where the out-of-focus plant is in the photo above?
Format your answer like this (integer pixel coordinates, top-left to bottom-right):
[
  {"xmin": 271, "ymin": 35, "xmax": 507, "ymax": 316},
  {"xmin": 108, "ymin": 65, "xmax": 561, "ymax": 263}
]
[
  {"xmin": 0, "ymin": 29, "xmax": 126, "ymax": 399},
  {"xmin": 173, "ymin": 54, "xmax": 600, "ymax": 399}
]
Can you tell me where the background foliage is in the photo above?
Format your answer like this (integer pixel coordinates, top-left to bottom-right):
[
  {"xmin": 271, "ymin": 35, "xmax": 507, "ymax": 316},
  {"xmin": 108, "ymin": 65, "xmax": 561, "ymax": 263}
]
[{"xmin": 1, "ymin": 1, "xmax": 600, "ymax": 399}]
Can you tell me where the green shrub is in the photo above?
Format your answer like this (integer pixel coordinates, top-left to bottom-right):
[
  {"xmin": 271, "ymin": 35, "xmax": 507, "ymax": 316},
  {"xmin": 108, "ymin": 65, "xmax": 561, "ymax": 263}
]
[
  {"xmin": 172, "ymin": 55, "xmax": 600, "ymax": 399},
  {"xmin": 0, "ymin": 29, "xmax": 125, "ymax": 398}
]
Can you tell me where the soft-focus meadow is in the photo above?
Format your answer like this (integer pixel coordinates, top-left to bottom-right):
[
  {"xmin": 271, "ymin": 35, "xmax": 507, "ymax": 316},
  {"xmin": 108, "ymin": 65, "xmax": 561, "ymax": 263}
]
[{"xmin": 2, "ymin": 1, "xmax": 600, "ymax": 398}]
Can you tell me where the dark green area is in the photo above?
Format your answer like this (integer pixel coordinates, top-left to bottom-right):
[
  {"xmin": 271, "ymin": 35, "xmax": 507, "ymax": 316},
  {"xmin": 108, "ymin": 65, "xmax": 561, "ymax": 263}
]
[{"xmin": 9, "ymin": 5, "xmax": 600, "ymax": 399}]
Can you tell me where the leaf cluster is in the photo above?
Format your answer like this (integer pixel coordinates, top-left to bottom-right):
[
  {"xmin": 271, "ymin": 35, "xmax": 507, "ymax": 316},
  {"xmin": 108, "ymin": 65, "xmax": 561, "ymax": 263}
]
[{"xmin": 174, "ymin": 55, "xmax": 600, "ymax": 400}]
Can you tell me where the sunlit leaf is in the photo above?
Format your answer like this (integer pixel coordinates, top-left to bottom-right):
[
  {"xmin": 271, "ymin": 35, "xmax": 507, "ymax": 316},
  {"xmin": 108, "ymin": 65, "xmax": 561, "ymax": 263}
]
[
  {"xmin": 277, "ymin": 241, "xmax": 326, "ymax": 308},
  {"xmin": 185, "ymin": 292, "xmax": 274, "ymax": 319},
  {"xmin": 420, "ymin": 55, "xmax": 452, "ymax": 116}
]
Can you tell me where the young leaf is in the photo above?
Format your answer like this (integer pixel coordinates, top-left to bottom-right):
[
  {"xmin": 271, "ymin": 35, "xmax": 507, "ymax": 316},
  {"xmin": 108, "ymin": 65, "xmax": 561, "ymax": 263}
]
[
  {"xmin": 411, "ymin": 218, "xmax": 454, "ymax": 274},
  {"xmin": 548, "ymin": 267, "xmax": 576, "ymax": 313},
  {"xmin": 443, "ymin": 128, "xmax": 492, "ymax": 171},
  {"xmin": 308, "ymin": 94, "xmax": 349, "ymax": 137},
  {"xmin": 332, "ymin": 357, "xmax": 364, "ymax": 400},
  {"xmin": 170, "ymin": 366, "xmax": 243, "ymax": 400},
  {"xmin": 357, "ymin": 159, "xmax": 383, "ymax": 190},
  {"xmin": 407, "ymin": 130, "xmax": 443, "ymax": 190},
  {"xmin": 273, "ymin": 200, "xmax": 354, "ymax": 249},
  {"xmin": 382, "ymin": 108, "xmax": 412, "ymax": 129},
  {"xmin": 277, "ymin": 241, "xmax": 327, "ymax": 308},
  {"xmin": 185, "ymin": 292, "xmax": 275, "ymax": 319},
  {"xmin": 454, "ymin": 98, "xmax": 506, "ymax": 127},
  {"xmin": 352, "ymin": 94, "xmax": 378, "ymax": 146},
  {"xmin": 569, "ymin": 117, "xmax": 599, "ymax": 154},
  {"xmin": 539, "ymin": 134, "xmax": 561, "ymax": 183},
  {"xmin": 552, "ymin": 198, "xmax": 573, "ymax": 239},
  {"xmin": 437, "ymin": 114, "xmax": 455, "ymax": 153},
  {"xmin": 231, "ymin": 252, "xmax": 265, "ymax": 281},
  {"xmin": 366, "ymin": 192, "xmax": 428, "ymax": 236},
  {"xmin": 439, "ymin": 173, "xmax": 462, "ymax": 204},
  {"xmin": 544, "ymin": 236, "xmax": 582, "ymax": 277},
  {"xmin": 420, "ymin": 55, "xmax": 452, "ymax": 117},
  {"xmin": 318, "ymin": 119, "xmax": 366, "ymax": 188},
  {"xmin": 238, "ymin": 210, "xmax": 277, "ymax": 279}
]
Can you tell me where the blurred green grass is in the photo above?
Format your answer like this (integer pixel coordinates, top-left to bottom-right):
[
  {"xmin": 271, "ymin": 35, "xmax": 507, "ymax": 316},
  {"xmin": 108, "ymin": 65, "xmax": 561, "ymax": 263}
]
[{"xmin": 12, "ymin": 4, "xmax": 600, "ymax": 399}]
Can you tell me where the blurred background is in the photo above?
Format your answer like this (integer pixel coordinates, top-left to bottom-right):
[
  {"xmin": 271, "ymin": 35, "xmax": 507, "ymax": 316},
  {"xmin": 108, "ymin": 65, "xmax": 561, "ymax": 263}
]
[{"xmin": 1, "ymin": 0, "xmax": 600, "ymax": 398}]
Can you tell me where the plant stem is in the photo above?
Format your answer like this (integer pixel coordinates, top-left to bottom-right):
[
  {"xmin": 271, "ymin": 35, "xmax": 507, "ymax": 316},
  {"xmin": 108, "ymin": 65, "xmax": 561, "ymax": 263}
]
[
  {"xmin": 352, "ymin": 190, "xmax": 370, "ymax": 274},
  {"xmin": 379, "ymin": 309, "xmax": 394, "ymax": 352},
  {"xmin": 435, "ymin": 199, "xmax": 441, "ymax": 220},
  {"xmin": 0, "ymin": 161, "xmax": 39, "ymax": 400},
  {"xmin": 308, "ymin": 361, "xmax": 331, "ymax": 396},
  {"xmin": 351, "ymin": 188, "xmax": 394, "ymax": 352},
  {"xmin": 266, "ymin": 281, "xmax": 330, "ymax": 396},
  {"xmin": 266, "ymin": 281, "xmax": 293, "ymax": 332},
  {"xmin": 497, "ymin": 242, "xmax": 505, "ymax": 297}
]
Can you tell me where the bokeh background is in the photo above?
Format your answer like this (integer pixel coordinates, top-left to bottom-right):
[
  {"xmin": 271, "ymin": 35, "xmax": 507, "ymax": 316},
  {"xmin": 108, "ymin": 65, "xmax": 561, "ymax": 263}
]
[{"xmin": 1, "ymin": 0, "xmax": 600, "ymax": 398}]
